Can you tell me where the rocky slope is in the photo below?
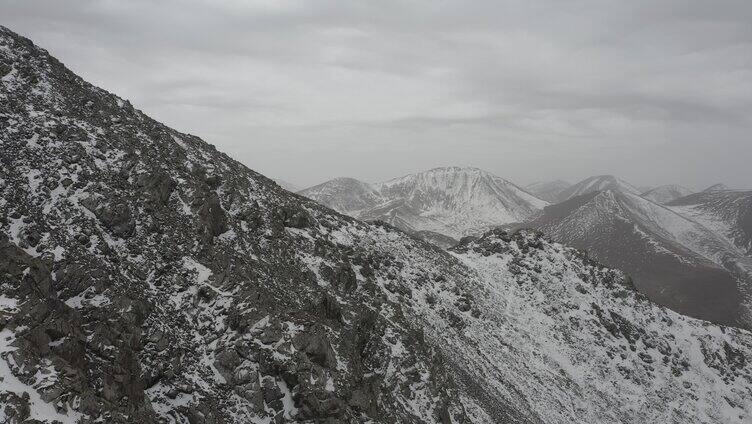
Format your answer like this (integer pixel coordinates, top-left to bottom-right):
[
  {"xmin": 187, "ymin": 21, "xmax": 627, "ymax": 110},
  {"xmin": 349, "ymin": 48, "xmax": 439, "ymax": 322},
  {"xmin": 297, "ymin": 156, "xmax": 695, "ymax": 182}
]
[
  {"xmin": 525, "ymin": 180, "xmax": 572, "ymax": 203},
  {"xmin": 555, "ymin": 175, "xmax": 640, "ymax": 202},
  {"xmin": 1, "ymin": 26, "xmax": 752, "ymax": 423},
  {"xmin": 641, "ymin": 184, "xmax": 694, "ymax": 204},
  {"xmin": 525, "ymin": 188, "xmax": 752, "ymax": 329},
  {"xmin": 450, "ymin": 230, "xmax": 752, "ymax": 424},
  {"xmin": 301, "ymin": 167, "xmax": 548, "ymax": 243},
  {"xmin": 0, "ymin": 27, "xmax": 483, "ymax": 423}
]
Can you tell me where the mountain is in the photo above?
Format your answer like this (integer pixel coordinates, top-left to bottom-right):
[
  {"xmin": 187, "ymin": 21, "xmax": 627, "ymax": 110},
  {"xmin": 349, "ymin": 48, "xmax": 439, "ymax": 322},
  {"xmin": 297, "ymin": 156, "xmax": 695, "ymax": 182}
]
[
  {"xmin": 301, "ymin": 167, "xmax": 548, "ymax": 243},
  {"xmin": 297, "ymin": 177, "xmax": 381, "ymax": 215},
  {"xmin": 2, "ymin": 26, "xmax": 752, "ymax": 423},
  {"xmin": 641, "ymin": 184, "xmax": 694, "ymax": 204},
  {"xmin": 450, "ymin": 230, "xmax": 752, "ymax": 423},
  {"xmin": 0, "ymin": 28, "xmax": 481, "ymax": 422},
  {"xmin": 704, "ymin": 183, "xmax": 731, "ymax": 192},
  {"xmin": 525, "ymin": 187, "xmax": 752, "ymax": 328},
  {"xmin": 273, "ymin": 179, "xmax": 301, "ymax": 193},
  {"xmin": 525, "ymin": 180, "xmax": 572, "ymax": 203},
  {"xmin": 555, "ymin": 175, "xmax": 640, "ymax": 202},
  {"xmin": 668, "ymin": 190, "xmax": 752, "ymax": 257}
]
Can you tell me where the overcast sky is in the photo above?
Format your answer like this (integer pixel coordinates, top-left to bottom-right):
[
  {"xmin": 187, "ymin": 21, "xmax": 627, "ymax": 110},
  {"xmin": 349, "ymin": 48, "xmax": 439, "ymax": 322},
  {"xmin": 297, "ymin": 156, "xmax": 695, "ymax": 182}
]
[{"xmin": 3, "ymin": 0, "xmax": 751, "ymax": 189}]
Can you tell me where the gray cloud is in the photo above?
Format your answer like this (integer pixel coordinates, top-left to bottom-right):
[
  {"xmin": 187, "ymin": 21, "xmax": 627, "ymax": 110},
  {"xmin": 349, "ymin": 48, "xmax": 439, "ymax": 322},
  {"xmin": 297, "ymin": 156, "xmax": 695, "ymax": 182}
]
[{"xmin": 3, "ymin": 0, "xmax": 751, "ymax": 189}]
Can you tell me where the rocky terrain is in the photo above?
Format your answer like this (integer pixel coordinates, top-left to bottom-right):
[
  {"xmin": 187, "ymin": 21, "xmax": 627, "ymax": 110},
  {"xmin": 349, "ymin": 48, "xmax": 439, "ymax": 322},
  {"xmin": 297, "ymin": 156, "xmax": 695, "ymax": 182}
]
[
  {"xmin": 450, "ymin": 229, "xmax": 752, "ymax": 423},
  {"xmin": 1, "ymin": 25, "xmax": 752, "ymax": 424},
  {"xmin": 300, "ymin": 167, "xmax": 548, "ymax": 243}
]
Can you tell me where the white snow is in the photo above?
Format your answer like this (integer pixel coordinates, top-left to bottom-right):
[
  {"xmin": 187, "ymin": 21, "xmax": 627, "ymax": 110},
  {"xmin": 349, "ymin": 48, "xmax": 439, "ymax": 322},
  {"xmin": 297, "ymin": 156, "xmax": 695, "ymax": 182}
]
[
  {"xmin": 302, "ymin": 167, "xmax": 548, "ymax": 239},
  {"xmin": 0, "ymin": 329, "xmax": 83, "ymax": 423}
]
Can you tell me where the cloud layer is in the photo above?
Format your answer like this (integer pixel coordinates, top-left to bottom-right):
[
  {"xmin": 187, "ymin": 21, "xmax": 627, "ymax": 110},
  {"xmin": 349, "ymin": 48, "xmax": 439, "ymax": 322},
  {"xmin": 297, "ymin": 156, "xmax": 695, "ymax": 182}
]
[{"xmin": 4, "ymin": 0, "xmax": 752, "ymax": 189}]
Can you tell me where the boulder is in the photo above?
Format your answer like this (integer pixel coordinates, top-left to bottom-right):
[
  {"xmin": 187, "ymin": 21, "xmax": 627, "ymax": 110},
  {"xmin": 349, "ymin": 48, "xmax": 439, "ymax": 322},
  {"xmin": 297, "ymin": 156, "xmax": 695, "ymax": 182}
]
[
  {"xmin": 293, "ymin": 330, "xmax": 337, "ymax": 369},
  {"xmin": 198, "ymin": 192, "xmax": 227, "ymax": 238}
]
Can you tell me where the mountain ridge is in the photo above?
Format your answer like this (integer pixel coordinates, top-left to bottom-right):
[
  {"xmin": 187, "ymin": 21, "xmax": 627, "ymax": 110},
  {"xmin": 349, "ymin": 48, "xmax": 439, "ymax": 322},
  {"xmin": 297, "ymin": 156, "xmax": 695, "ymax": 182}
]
[
  {"xmin": 525, "ymin": 186, "xmax": 752, "ymax": 328},
  {"xmin": 555, "ymin": 175, "xmax": 640, "ymax": 202},
  {"xmin": 641, "ymin": 184, "xmax": 694, "ymax": 204},
  {"xmin": 300, "ymin": 166, "xmax": 548, "ymax": 242},
  {"xmin": 525, "ymin": 180, "xmax": 572, "ymax": 203}
]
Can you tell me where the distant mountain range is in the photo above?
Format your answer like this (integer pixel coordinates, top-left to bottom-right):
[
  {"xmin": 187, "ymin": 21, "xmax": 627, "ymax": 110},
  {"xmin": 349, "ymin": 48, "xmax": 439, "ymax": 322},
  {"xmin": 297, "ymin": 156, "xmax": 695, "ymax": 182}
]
[
  {"xmin": 525, "ymin": 180, "xmax": 572, "ymax": 202},
  {"xmin": 555, "ymin": 175, "xmax": 641, "ymax": 202},
  {"xmin": 525, "ymin": 185, "xmax": 752, "ymax": 327},
  {"xmin": 273, "ymin": 178, "xmax": 302, "ymax": 192},
  {"xmin": 300, "ymin": 171, "xmax": 752, "ymax": 328},
  {"xmin": 704, "ymin": 183, "xmax": 731, "ymax": 192},
  {"xmin": 641, "ymin": 184, "xmax": 694, "ymax": 204},
  {"xmin": 299, "ymin": 167, "xmax": 548, "ymax": 246}
]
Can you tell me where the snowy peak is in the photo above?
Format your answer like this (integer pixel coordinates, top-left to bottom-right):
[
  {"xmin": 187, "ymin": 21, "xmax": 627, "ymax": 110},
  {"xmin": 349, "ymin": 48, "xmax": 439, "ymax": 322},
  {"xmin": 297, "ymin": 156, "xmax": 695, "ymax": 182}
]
[
  {"xmin": 273, "ymin": 179, "xmax": 301, "ymax": 192},
  {"xmin": 641, "ymin": 184, "xmax": 694, "ymax": 204},
  {"xmin": 704, "ymin": 183, "xmax": 731, "ymax": 192},
  {"xmin": 556, "ymin": 175, "xmax": 640, "ymax": 202},
  {"xmin": 525, "ymin": 179, "xmax": 572, "ymax": 202},
  {"xmin": 297, "ymin": 177, "xmax": 381, "ymax": 214},
  {"xmin": 301, "ymin": 167, "xmax": 548, "ymax": 241},
  {"xmin": 376, "ymin": 166, "xmax": 547, "ymax": 214}
]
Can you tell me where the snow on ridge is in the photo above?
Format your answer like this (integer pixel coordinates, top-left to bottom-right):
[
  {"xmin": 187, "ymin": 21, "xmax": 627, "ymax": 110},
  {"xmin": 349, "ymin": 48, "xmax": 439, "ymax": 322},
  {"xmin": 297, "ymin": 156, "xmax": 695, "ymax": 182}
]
[
  {"xmin": 641, "ymin": 184, "xmax": 694, "ymax": 204},
  {"xmin": 300, "ymin": 167, "xmax": 549, "ymax": 241},
  {"xmin": 558, "ymin": 175, "xmax": 640, "ymax": 202},
  {"xmin": 444, "ymin": 229, "xmax": 752, "ymax": 424}
]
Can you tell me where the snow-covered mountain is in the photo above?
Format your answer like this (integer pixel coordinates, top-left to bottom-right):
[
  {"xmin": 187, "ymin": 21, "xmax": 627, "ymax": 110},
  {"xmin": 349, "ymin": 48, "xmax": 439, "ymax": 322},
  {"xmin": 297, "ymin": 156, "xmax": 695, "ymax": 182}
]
[
  {"xmin": 300, "ymin": 167, "xmax": 548, "ymax": 243},
  {"xmin": 525, "ymin": 179, "xmax": 572, "ymax": 203},
  {"xmin": 298, "ymin": 177, "xmax": 381, "ymax": 214},
  {"xmin": 450, "ymin": 230, "xmax": 752, "ymax": 423},
  {"xmin": 641, "ymin": 184, "xmax": 694, "ymax": 204},
  {"xmin": 704, "ymin": 183, "xmax": 731, "ymax": 192},
  {"xmin": 273, "ymin": 178, "xmax": 301, "ymax": 193},
  {"xmin": 525, "ymin": 187, "xmax": 752, "ymax": 328},
  {"xmin": 556, "ymin": 175, "xmax": 640, "ymax": 202},
  {"xmin": 668, "ymin": 190, "xmax": 752, "ymax": 257},
  {"xmin": 2, "ymin": 26, "xmax": 752, "ymax": 423}
]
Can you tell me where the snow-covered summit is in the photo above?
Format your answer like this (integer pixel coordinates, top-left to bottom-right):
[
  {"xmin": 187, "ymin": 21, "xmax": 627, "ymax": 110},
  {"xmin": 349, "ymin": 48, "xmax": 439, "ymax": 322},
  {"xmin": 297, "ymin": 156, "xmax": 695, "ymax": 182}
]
[
  {"xmin": 526, "ymin": 179, "xmax": 572, "ymax": 202},
  {"xmin": 556, "ymin": 175, "xmax": 640, "ymax": 202},
  {"xmin": 300, "ymin": 167, "xmax": 548, "ymax": 242},
  {"xmin": 641, "ymin": 184, "xmax": 694, "ymax": 204},
  {"xmin": 297, "ymin": 177, "xmax": 381, "ymax": 214},
  {"xmin": 704, "ymin": 183, "xmax": 731, "ymax": 192}
]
